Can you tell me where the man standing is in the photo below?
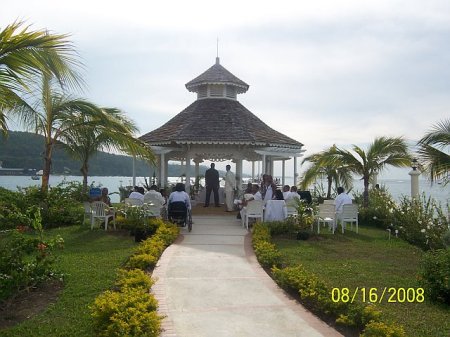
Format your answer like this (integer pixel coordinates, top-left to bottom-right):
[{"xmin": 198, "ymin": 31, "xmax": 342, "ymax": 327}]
[
  {"xmin": 204, "ymin": 163, "xmax": 220, "ymax": 207},
  {"xmin": 224, "ymin": 164, "xmax": 236, "ymax": 211}
]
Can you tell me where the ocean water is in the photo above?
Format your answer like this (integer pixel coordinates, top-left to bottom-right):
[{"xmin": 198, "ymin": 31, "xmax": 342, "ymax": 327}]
[{"xmin": 0, "ymin": 175, "xmax": 448, "ymax": 208}]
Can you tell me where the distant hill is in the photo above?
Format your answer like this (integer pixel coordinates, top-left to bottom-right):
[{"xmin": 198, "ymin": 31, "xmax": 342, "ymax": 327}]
[{"xmin": 0, "ymin": 131, "xmax": 218, "ymax": 177}]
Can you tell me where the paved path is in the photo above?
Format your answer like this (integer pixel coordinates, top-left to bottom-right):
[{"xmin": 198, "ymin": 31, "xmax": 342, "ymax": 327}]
[{"xmin": 152, "ymin": 215, "xmax": 343, "ymax": 337}]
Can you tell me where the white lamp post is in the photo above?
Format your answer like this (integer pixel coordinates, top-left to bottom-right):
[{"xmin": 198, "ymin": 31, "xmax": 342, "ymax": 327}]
[{"xmin": 408, "ymin": 158, "xmax": 420, "ymax": 198}]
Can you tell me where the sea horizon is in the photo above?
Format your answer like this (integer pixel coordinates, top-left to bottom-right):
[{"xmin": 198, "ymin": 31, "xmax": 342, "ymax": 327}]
[{"xmin": 0, "ymin": 174, "xmax": 448, "ymax": 209}]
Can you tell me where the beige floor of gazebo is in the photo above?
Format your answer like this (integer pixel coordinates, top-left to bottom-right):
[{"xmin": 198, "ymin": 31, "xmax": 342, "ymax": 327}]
[{"xmin": 191, "ymin": 203, "xmax": 237, "ymax": 217}]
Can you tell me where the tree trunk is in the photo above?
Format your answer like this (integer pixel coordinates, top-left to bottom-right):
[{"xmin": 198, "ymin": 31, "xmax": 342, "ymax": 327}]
[
  {"xmin": 326, "ymin": 175, "xmax": 332, "ymax": 199},
  {"xmin": 41, "ymin": 142, "xmax": 53, "ymax": 193},
  {"xmin": 80, "ymin": 161, "xmax": 89, "ymax": 194},
  {"xmin": 363, "ymin": 176, "xmax": 370, "ymax": 208}
]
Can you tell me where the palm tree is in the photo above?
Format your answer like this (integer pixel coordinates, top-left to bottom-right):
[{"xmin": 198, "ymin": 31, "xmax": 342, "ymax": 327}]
[
  {"xmin": 330, "ymin": 137, "xmax": 411, "ymax": 207},
  {"xmin": 300, "ymin": 145, "xmax": 353, "ymax": 199},
  {"xmin": 0, "ymin": 21, "xmax": 82, "ymax": 135},
  {"xmin": 417, "ymin": 119, "xmax": 450, "ymax": 185},
  {"xmin": 59, "ymin": 109, "xmax": 155, "ymax": 192},
  {"xmin": 10, "ymin": 75, "xmax": 110, "ymax": 192}
]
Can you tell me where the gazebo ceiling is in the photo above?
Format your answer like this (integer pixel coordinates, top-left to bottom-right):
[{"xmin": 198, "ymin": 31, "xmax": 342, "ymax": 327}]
[{"xmin": 139, "ymin": 98, "xmax": 303, "ymax": 150}]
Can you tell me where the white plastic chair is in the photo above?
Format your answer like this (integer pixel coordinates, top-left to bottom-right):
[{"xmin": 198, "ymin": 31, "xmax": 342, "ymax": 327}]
[
  {"xmin": 315, "ymin": 204, "xmax": 336, "ymax": 234},
  {"xmin": 264, "ymin": 200, "xmax": 287, "ymax": 222},
  {"xmin": 241, "ymin": 200, "xmax": 264, "ymax": 230},
  {"xmin": 91, "ymin": 201, "xmax": 116, "ymax": 230},
  {"xmin": 124, "ymin": 197, "xmax": 144, "ymax": 207},
  {"xmin": 285, "ymin": 199, "xmax": 299, "ymax": 217},
  {"xmin": 340, "ymin": 204, "xmax": 359, "ymax": 233},
  {"xmin": 143, "ymin": 202, "xmax": 162, "ymax": 218},
  {"xmin": 83, "ymin": 202, "xmax": 93, "ymax": 224}
]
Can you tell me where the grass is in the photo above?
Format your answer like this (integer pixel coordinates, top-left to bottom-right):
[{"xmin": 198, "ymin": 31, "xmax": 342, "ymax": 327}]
[
  {"xmin": 272, "ymin": 226, "xmax": 450, "ymax": 337},
  {"xmin": 0, "ymin": 225, "xmax": 136, "ymax": 337}
]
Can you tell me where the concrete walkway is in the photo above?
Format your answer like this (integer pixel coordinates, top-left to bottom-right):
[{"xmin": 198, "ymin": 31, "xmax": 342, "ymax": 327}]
[{"xmin": 152, "ymin": 215, "xmax": 343, "ymax": 337}]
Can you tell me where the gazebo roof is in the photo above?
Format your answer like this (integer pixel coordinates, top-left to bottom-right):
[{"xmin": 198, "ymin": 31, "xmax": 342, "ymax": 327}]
[
  {"xmin": 185, "ymin": 57, "xmax": 249, "ymax": 94},
  {"xmin": 139, "ymin": 98, "xmax": 303, "ymax": 149}
]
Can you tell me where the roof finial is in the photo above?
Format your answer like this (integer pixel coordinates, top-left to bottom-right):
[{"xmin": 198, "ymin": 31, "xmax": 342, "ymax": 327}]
[{"xmin": 216, "ymin": 37, "xmax": 220, "ymax": 64}]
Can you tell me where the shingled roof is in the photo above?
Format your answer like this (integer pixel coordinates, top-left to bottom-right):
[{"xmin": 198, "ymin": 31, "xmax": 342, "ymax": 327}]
[
  {"xmin": 139, "ymin": 98, "xmax": 303, "ymax": 149},
  {"xmin": 185, "ymin": 58, "xmax": 249, "ymax": 94}
]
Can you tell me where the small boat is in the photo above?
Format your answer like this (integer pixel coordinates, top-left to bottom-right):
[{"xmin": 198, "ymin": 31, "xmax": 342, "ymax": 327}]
[{"xmin": 31, "ymin": 175, "xmax": 40, "ymax": 180}]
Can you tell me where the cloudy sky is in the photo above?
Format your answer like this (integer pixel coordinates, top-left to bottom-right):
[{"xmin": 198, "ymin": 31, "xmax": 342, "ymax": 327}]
[{"xmin": 2, "ymin": 0, "xmax": 449, "ymax": 179}]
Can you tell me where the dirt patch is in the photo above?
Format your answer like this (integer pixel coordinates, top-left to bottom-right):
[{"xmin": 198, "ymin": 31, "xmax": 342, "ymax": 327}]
[{"xmin": 0, "ymin": 280, "xmax": 63, "ymax": 330}]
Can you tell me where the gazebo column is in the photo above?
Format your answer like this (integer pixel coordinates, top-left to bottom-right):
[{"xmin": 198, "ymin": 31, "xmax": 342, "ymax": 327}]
[
  {"xmin": 251, "ymin": 161, "xmax": 255, "ymax": 182},
  {"xmin": 236, "ymin": 159, "xmax": 243, "ymax": 193},
  {"xmin": 281, "ymin": 159, "xmax": 286, "ymax": 186},
  {"xmin": 293, "ymin": 156, "xmax": 298, "ymax": 186},
  {"xmin": 262, "ymin": 154, "xmax": 266, "ymax": 174},
  {"xmin": 193, "ymin": 158, "xmax": 201, "ymax": 190},
  {"xmin": 159, "ymin": 153, "xmax": 165, "ymax": 188},
  {"xmin": 164, "ymin": 157, "xmax": 169, "ymax": 188},
  {"xmin": 185, "ymin": 154, "xmax": 191, "ymax": 193}
]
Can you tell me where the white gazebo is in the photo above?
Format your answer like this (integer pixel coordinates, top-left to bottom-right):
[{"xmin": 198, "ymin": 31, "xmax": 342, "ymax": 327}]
[{"xmin": 140, "ymin": 57, "xmax": 305, "ymax": 192}]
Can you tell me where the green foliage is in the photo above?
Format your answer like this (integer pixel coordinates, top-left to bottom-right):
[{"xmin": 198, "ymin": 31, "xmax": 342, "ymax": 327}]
[
  {"xmin": 91, "ymin": 288, "xmax": 161, "ymax": 337},
  {"xmin": 0, "ymin": 182, "xmax": 85, "ymax": 230},
  {"xmin": 0, "ymin": 217, "xmax": 64, "ymax": 301},
  {"xmin": 356, "ymin": 189, "xmax": 397, "ymax": 228},
  {"xmin": 115, "ymin": 268, "xmax": 154, "ymax": 291},
  {"xmin": 92, "ymin": 219, "xmax": 178, "ymax": 336},
  {"xmin": 418, "ymin": 249, "xmax": 450, "ymax": 304},
  {"xmin": 252, "ymin": 223, "xmax": 282, "ymax": 268},
  {"xmin": 154, "ymin": 221, "xmax": 180, "ymax": 246},
  {"xmin": 361, "ymin": 321, "xmax": 406, "ymax": 337},
  {"xmin": 255, "ymin": 223, "xmax": 408, "ymax": 335},
  {"xmin": 393, "ymin": 194, "xmax": 448, "ymax": 250},
  {"xmin": 253, "ymin": 240, "xmax": 282, "ymax": 268}
]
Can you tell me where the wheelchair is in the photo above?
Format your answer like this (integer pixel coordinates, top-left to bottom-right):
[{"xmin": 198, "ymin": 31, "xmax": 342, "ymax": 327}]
[{"xmin": 168, "ymin": 201, "xmax": 192, "ymax": 232}]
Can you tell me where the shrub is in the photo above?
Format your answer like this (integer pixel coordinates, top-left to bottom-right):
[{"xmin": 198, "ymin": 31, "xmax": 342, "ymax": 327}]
[
  {"xmin": 393, "ymin": 194, "xmax": 448, "ymax": 250},
  {"xmin": 256, "ymin": 224, "xmax": 405, "ymax": 335},
  {"xmin": 115, "ymin": 269, "xmax": 154, "ymax": 291},
  {"xmin": 356, "ymin": 189, "xmax": 396, "ymax": 228},
  {"xmin": 253, "ymin": 240, "xmax": 282, "ymax": 268},
  {"xmin": 91, "ymin": 288, "xmax": 161, "ymax": 337},
  {"xmin": 252, "ymin": 223, "xmax": 282, "ymax": 268},
  {"xmin": 0, "ymin": 210, "xmax": 64, "ymax": 301},
  {"xmin": 154, "ymin": 222, "xmax": 179, "ymax": 245},
  {"xmin": 361, "ymin": 321, "xmax": 406, "ymax": 337},
  {"xmin": 418, "ymin": 249, "xmax": 450, "ymax": 304}
]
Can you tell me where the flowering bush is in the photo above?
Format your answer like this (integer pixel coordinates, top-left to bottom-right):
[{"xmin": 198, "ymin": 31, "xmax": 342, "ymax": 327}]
[
  {"xmin": 356, "ymin": 189, "xmax": 396, "ymax": 228},
  {"xmin": 0, "ymin": 208, "xmax": 64, "ymax": 301},
  {"xmin": 393, "ymin": 194, "xmax": 448, "ymax": 250}
]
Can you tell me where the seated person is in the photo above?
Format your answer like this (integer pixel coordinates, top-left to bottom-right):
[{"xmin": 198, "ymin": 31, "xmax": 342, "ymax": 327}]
[
  {"xmin": 168, "ymin": 183, "xmax": 191, "ymax": 210},
  {"xmin": 240, "ymin": 184, "xmax": 263, "ymax": 220},
  {"xmin": 94, "ymin": 187, "xmax": 112, "ymax": 206},
  {"xmin": 335, "ymin": 186, "xmax": 353, "ymax": 230},
  {"xmin": 288, "ymin": 186, "xmax": 301, "ymax": 200},
  {"xmin": 144, "ymin": 184, "xmax": 166, "ymax": 214},
  {"xmin": 274, "ymin": 189, "xmax": 284, "ymax": 200},
  {"xmin": 282, "ymin": 185, "xmax": 291, "ymax": 200},
  {"xmin": 128, "ymin": 186, "xmax": 144, "ymax": 202}
]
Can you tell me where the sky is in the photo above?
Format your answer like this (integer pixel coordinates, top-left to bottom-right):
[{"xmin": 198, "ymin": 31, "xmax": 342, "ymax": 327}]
[{"xmin": 2, "ymin": 0, "xmax": 450, "ymax": 180}]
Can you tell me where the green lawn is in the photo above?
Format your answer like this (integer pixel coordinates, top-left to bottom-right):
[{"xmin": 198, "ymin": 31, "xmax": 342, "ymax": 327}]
[
  {"xmin": 272, "ymin": 226, "xmax": 450, "ymax": 337},
  {"xmin": 0, "ymin": 226, "xmax": 136, "ymax": 337}
]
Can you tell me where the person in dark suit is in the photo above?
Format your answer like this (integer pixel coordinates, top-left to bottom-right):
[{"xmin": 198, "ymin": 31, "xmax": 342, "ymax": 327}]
[{"xmin": 204, "ymin": 163, "xmax": 220, "ymax": 207}]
